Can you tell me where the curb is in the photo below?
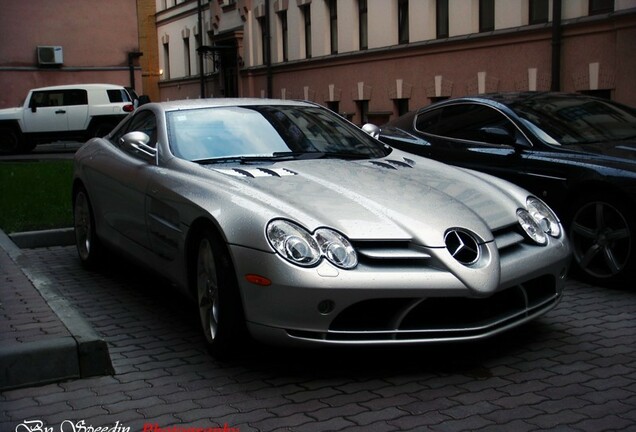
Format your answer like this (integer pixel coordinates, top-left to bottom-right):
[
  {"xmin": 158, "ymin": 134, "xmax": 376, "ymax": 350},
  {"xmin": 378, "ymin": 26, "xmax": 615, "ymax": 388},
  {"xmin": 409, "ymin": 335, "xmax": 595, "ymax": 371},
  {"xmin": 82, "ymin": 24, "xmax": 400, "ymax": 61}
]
[{"xmin": 0, "ymin": 228, "xmax": 113, "ymax": 390}]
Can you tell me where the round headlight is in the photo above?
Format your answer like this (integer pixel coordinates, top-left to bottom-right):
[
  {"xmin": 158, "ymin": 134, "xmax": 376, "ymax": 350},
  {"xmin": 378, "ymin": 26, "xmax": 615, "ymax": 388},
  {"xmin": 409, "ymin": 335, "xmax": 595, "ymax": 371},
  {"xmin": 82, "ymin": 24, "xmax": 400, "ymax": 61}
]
[
  {"xmin": 517, "ymin": 208, "xmax": 547, "ymax": 245},
  {"xmin": 315, "ymin": 228, "xmax": 358, "ymax": 269},
  {"xmin": 527, "ymin": 197, "xmax": 561, "ymax": 238},
  {"xmin": 267, "ymin": 220, "xmax": 320, "ymax": 266}
]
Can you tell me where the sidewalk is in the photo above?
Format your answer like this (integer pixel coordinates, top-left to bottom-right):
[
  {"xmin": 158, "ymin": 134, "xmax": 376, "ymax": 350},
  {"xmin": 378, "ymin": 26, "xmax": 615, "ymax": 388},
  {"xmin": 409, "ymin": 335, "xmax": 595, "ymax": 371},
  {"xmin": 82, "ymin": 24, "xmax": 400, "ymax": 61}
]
[{"xmin": 0, "ymin": 228, "xmax": 113, "ymax": 390}]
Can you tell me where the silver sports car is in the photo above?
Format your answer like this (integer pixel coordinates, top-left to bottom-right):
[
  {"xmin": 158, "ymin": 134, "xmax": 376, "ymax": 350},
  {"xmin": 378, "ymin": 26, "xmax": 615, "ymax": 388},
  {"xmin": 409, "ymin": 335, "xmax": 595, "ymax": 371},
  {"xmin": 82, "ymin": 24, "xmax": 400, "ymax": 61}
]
[{"xmin": 72, "ymin": 99, "xmax": 571, "ymax": 355}]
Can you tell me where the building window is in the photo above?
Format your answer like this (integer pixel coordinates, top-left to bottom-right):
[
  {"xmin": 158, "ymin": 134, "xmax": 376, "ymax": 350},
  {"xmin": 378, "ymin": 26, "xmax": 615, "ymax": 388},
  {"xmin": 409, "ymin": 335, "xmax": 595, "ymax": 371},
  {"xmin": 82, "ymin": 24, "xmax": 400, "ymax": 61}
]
[
  {"xmin": 529, "ymin": 0, "xmax": 549, "ymax": 24},
  {"xmin": 398, "ymin": 0, "xmax": 409, "ymax": 44},
  {"xmin": 328, "ymin": 0, "xmax": 338, "ymax": 54},
  {"xmin": 258, "ymin": 16, "xmax": 268, "ymax": 65},
  {"xmin": 302, "ymin": 4, "xmax": 312, "ymax": 58},
  {"xmin": 395, "ymin": 99, "xmax": 409, "ymax": 116},
  {"xmin": 356, "ymin": 100, "xmax": 369, "ymax": 125},
  {"xmin": 359, "ymin": 0, "xmax": 368, "ymax": 50},
  {"xmin": 479, "ymin": 0, "xmax": 495, "ymax": 32},
  {"xmin": 183, "ymin": 37, "xmax": 191, "ymax": 76},
  {"xmin": 327, "ymin": 100, "xmax": 339, "ymax": 113},
  {"xmin": 436, "ymin": 0, "xmax": 449, "ymax": 38},
  {"xmin": 163, "ymin": 43, "xmax": 170, "ymax": 79},
  {"xmin": 279, "ymin": 11, "xmax": 288, "ymax": 62},
  {"xmin": 589, "ymin": 0, "xmax": 614, "ymax": 15}
]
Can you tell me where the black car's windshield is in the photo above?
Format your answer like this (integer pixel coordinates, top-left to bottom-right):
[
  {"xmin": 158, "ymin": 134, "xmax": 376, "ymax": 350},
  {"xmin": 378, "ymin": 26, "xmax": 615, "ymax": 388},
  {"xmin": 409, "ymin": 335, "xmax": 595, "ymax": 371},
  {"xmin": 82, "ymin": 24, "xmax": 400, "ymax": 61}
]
[
  {"xmin": 167, "ymin": 105, "xmax": 389, "ymax": 162},
  {"xmin": 512, "ymin": 96, "xmax": 636, "ymax": 145}
]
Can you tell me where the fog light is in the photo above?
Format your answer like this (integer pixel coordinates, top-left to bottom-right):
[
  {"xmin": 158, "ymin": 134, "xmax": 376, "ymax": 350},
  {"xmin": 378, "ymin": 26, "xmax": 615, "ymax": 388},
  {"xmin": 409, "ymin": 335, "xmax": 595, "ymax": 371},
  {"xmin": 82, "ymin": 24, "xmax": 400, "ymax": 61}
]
[{"xmin": 317, "ymin": 300, "xmax": 335, "ymax": 315}]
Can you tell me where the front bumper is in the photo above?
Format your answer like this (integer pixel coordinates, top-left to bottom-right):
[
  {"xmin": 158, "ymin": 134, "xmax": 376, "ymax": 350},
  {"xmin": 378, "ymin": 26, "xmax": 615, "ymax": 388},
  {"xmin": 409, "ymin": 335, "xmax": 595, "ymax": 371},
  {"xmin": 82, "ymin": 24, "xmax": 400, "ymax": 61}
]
[{"xmin": 230, "ymin": 234, "xmax": 570, "ymax": 346}]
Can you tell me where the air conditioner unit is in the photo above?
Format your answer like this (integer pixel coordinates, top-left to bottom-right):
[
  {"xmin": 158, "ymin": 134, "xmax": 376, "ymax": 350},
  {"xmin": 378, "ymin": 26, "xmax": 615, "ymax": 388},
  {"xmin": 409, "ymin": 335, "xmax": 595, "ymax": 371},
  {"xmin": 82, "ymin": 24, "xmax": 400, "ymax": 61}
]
[{"xmin": 37, "ymin": 46, "xmax": 64, "ymax": 65}]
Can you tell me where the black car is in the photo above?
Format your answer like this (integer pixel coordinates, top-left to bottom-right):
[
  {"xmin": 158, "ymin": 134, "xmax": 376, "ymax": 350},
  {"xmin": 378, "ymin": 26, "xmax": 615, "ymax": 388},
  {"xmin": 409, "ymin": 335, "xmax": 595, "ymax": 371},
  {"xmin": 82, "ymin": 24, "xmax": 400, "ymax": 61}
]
[{"xmin": 373, "ymin": 92, "xmax": 636, "ymax": 286}]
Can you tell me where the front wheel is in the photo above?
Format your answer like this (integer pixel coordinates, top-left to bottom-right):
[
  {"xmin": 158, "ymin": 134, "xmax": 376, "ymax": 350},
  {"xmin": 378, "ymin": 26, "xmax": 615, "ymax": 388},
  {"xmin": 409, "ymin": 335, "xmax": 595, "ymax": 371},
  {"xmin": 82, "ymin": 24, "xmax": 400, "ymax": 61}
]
[
  {"xmin": 73, "ymin": 187, "xmax": 103, "ymax": 268},
  {"xmin": 0, "ymin": 127, "xmax": 23, "ymax": 155},
  {"xmin": 195, "ymin": 228, "xmax": 246, "ymax": 357},
  {"xmin": 569, "ymin": 197, "xmax": 635, "ymax": 286}
]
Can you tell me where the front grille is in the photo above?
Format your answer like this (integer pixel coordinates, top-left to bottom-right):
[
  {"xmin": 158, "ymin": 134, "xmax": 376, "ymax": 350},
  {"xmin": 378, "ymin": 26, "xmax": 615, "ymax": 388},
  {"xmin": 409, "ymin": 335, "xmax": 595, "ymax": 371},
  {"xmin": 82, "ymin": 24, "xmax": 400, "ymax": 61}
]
[{"xmin": 286, "ymin": 275, "xmax": 560, "ymax": 343}]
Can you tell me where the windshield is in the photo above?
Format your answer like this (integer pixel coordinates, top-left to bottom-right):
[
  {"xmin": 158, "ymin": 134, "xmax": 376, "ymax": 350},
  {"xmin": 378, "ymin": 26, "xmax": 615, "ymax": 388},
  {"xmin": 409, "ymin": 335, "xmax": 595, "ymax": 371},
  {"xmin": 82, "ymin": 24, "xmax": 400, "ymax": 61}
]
[
  {"xmin": 512, "ymin": 97, "xmax": 636, "ymax": 145},
  {"xmin": 166, "ymin": 105, "xmax": 389, "ymax": 162}
]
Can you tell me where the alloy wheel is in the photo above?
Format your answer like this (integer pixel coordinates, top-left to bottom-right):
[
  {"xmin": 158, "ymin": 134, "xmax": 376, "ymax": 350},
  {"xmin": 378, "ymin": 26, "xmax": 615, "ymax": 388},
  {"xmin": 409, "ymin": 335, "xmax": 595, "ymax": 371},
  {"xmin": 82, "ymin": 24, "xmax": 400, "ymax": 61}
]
[
  {"xmin": 197, "ymin": 238, "xmax": 220, "ymax": 343},
  {"xmin": 570, "ymin": 201, "xmax": 631, "ymax": 279},
  {"xmin": 74, "ymin": 191, "xmax": 92, "ymax": 262}
]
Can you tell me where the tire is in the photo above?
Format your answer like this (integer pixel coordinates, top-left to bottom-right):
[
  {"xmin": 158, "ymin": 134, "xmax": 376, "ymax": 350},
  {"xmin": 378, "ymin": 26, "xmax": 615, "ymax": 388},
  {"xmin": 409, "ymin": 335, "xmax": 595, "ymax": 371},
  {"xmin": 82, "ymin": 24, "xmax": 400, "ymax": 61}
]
[
  {"xmin": 568, "ymin": 195, "xmax": 635, "ymax": 286},
  {"xmin": 73, "ymin": 187, "xmax": 103, "ymax": 268},
  {"xmin": 0, "ymin": 127, "xmax": 23, "ymax": 155},
  {"xmin": 194, "ymin": 228, "xmax": 247, "ymax": 357},
  {"xmin": 91, "ymin": 122, "xmax": 116, "ymax": 138}
]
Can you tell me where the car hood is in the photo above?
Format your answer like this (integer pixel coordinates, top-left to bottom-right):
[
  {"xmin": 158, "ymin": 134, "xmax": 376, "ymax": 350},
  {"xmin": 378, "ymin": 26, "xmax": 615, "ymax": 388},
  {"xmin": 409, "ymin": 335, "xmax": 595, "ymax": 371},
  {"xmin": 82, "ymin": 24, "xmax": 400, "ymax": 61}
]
[
  {"xmin": 0, "ymin": 106, "xmax": 23, "ymax": 120},
  {"xmin": 208, "ymin": 152, "xmax": 525, "ymax": 247}
]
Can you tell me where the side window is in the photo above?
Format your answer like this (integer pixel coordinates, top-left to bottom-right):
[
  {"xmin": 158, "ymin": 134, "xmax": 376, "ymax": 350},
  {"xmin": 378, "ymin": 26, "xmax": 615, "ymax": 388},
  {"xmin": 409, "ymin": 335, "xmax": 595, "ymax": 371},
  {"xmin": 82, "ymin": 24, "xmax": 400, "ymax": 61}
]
[
  {"xmin": 63, "ymin": 90, "xmax": 88, "ymax": 106},
  {"xmin": 30, "ymin": 91, "xmax": 65, "ymax": 108},
  {"xmin": 418, "ymin": 104, "xmax": 516, "ymax": 144},
  {"xmin": 107, "ymin": 89, "xmax": 132, "ymax": 103},
  {"xmin": 29, "ymin": 90, "xmax": 87, "ymax": 108}
]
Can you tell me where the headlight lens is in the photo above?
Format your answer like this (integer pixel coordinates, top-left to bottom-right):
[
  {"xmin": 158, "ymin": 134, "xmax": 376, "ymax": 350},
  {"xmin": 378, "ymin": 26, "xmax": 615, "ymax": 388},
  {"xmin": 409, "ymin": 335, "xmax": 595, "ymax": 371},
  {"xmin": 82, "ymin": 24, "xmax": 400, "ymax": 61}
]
[
  {"xmin": 266, "ymin": 220, "xmax": 358, "ymax": 269},
  {"xmin": 315, "ymin": 228, "xmax": 358, "ymax": 269},
  {"xmin": 517, "ymin": 208, "xmax": 547, "ymax": 245},
  {"xmin": 526, "ymin": 197, "xmax": 561, "ymax": 238},
  {"xmin": 517, "ymin": 196, "xmax": 561, "ymax": 245},
  {"xmin": 266, "ymin": 220, "xmax": 320, "ymax": 266}
]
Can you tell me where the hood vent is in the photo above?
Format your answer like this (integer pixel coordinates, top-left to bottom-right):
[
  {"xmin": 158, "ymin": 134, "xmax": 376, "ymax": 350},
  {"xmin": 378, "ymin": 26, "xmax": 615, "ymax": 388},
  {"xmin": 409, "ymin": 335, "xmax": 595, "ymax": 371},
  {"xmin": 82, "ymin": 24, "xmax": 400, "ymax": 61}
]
[
  {"xmin": 368, "ymin": 158, "xmax": 415, "ymax": 170},
  {"xmin": 216, "ymin": 167, "xmax": 297, "ymax": 178}
]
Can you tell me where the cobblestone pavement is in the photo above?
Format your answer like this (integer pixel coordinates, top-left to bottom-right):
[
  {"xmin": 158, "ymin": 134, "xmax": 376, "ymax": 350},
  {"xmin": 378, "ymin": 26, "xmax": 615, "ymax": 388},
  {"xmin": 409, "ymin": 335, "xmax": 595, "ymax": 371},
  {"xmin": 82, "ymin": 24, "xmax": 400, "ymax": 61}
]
[{"xmin": 1, "ymin": 245, "xmax": 636, "ymax": 432}]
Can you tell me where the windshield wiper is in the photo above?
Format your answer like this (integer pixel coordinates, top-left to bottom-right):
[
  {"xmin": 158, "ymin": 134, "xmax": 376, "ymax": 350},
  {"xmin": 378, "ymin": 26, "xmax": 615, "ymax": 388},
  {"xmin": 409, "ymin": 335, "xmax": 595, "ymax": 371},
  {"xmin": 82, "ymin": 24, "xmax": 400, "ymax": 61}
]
[
  {"xmin": 275, "ymin": 151, "xmax": 371, "ymax": 160},
  {"xmin": 193, "ymin": 156, "xmax": 277, "ymax": 165},
  {"xmin": 193, "ymin": 151, "xmax": 371, "ymax": 165}
]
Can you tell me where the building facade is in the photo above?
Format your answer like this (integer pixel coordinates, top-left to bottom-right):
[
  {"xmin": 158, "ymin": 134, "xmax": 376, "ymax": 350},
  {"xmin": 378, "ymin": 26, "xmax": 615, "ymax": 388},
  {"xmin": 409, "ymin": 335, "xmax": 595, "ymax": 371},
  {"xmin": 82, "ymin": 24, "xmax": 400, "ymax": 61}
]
[
  {"xmin": 156, "ymin": 0, "xmax": 636, "ymax": 125},
  {"xmin": 0, "ymin": 0, "xmax": 143, "ymax": 109}
]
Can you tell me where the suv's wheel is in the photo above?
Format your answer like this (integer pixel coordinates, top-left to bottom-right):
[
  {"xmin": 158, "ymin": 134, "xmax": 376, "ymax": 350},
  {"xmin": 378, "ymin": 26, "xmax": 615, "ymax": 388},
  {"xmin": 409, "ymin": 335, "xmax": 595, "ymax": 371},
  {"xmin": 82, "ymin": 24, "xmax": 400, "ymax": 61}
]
[
  {"xmin": 0, "ymin": 127, "xmax": 23, "ymax": 155},
  {"xmin": 91, "ymin": 123, "xmax": 116, "ymax": 138}
]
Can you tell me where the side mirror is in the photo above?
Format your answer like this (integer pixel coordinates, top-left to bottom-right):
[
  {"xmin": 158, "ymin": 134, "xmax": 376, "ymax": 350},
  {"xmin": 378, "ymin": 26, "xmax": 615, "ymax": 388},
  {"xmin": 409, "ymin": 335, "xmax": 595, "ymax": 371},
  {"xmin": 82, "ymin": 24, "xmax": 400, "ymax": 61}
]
[
  {"xmin": 120, "ymin": 131, "xmax": 157, "ymax": 161},
  {"xmin": 362, "ymin": 123, "xmax": 381, "ymax": 139},
  {"xmin": 479, "ymin": 126, "xmax": 516, "ymax": 145}
]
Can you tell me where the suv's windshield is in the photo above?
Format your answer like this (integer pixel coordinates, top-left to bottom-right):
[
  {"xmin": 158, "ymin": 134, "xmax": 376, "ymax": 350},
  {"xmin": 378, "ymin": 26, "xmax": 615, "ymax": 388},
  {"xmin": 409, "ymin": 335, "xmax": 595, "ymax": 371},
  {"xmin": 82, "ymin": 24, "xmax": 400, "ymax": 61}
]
[
  {"xmin": 513, "ymin": 97, "xmax": 636, "ymax": 145},
  {"xmin": 166, "ymin": 105, "xmax": 389, "ymax": 162}
]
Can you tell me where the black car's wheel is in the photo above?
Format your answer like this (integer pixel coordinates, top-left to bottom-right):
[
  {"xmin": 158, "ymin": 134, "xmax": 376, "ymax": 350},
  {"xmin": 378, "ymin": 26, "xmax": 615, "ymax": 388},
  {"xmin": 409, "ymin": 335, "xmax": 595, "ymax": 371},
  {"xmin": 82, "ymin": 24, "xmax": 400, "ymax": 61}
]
[
  {"xmin": 569, "ymin": 196, "xmax": 635, "ymax": 285},
  {"xmin": 195, "ymin": 228, "xmax": 246, "ymax": 356},
  {"xmin": 0, "ymin": 127, "xmax": 22, "ymax": 155},
  {"xmin": 73, "ymin": 187, "xmax": 103, "ymax": 268}
]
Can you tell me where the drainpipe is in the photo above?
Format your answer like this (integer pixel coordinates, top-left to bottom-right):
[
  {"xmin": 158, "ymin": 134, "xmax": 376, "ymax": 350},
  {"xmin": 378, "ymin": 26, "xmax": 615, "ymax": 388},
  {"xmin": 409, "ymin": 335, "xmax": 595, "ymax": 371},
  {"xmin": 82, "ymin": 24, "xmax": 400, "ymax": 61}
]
[
  {"xmin": 551, "ymin": 0, "xmax": 562, "ymax": 91},
  {"xmin": 198, "ymin": 0, "xmax": 205, "ymax": 98},
  {"xmin": 265, "ymin": 0, "xmax": 272, "ymax": 98}
]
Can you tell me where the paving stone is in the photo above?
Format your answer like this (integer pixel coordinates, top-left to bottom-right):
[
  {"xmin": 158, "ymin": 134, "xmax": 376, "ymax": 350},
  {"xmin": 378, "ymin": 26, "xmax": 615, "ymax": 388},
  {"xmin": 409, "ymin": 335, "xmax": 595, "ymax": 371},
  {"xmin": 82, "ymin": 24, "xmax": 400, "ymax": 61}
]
[{"xmin": 4, "ymin": 245, "xmax": 636, "ymax": 431}]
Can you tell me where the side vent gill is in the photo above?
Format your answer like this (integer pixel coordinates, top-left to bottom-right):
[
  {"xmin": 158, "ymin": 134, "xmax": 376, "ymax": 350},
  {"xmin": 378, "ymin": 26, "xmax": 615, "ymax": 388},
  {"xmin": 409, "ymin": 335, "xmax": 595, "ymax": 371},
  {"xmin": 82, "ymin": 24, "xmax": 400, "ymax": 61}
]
[
  {"xmin": 369, "ymin": 158, "xmax": 415, "ymax": 169},
  {"xmin": 215, "ymin": 167, "xmax": 297, "ymax": 178}
]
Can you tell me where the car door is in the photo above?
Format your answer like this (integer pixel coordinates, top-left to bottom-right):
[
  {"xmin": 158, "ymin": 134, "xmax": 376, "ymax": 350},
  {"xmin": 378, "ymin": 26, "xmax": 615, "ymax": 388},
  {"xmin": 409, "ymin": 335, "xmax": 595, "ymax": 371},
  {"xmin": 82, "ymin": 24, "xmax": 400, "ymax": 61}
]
[
  {"xmin": 89, "ymin": 111, "xmax": 158, "ymax": 251},
  {"xmin": 23, "ymin": 90, "xmax": 70, "ymax": 132},
  {"xmin": 62, "ymin": 89, "xmax": 90, "ymax": 132},
  {"xmin": 414, "ymin": 103, "xmax": 537, "ymax": 189}
]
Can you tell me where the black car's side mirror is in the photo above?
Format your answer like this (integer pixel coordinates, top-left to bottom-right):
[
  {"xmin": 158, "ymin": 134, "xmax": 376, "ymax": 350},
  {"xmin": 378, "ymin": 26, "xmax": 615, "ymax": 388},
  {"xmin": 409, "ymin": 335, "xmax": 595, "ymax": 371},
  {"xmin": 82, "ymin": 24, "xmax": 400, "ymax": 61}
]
[{"xmin": 479, "ymin": 126, "xmax": 516, "ymax": 146}]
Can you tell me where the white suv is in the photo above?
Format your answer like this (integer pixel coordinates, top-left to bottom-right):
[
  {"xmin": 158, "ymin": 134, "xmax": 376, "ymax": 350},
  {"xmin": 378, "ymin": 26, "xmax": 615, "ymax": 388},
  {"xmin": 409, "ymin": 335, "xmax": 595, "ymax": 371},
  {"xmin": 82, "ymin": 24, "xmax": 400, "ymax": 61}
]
[{"xmin": 0, "ymin": 83, "xmax": 135, "ymax": 154}]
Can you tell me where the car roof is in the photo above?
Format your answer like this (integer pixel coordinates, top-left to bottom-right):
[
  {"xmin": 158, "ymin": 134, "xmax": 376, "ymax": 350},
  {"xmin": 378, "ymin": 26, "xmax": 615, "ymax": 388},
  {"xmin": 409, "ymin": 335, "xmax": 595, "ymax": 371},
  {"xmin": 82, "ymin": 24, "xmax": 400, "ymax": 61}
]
[
  {"xmin": 154, "ymin": 98, "xmax": 317, "ymax": 112},
  {"xmin": 31, "ymin": 83, "xmax": 126, "ymax": 92},
  {"xmin": 435, "ymin": 91, "xmax": 602, "ymax": 107}
]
